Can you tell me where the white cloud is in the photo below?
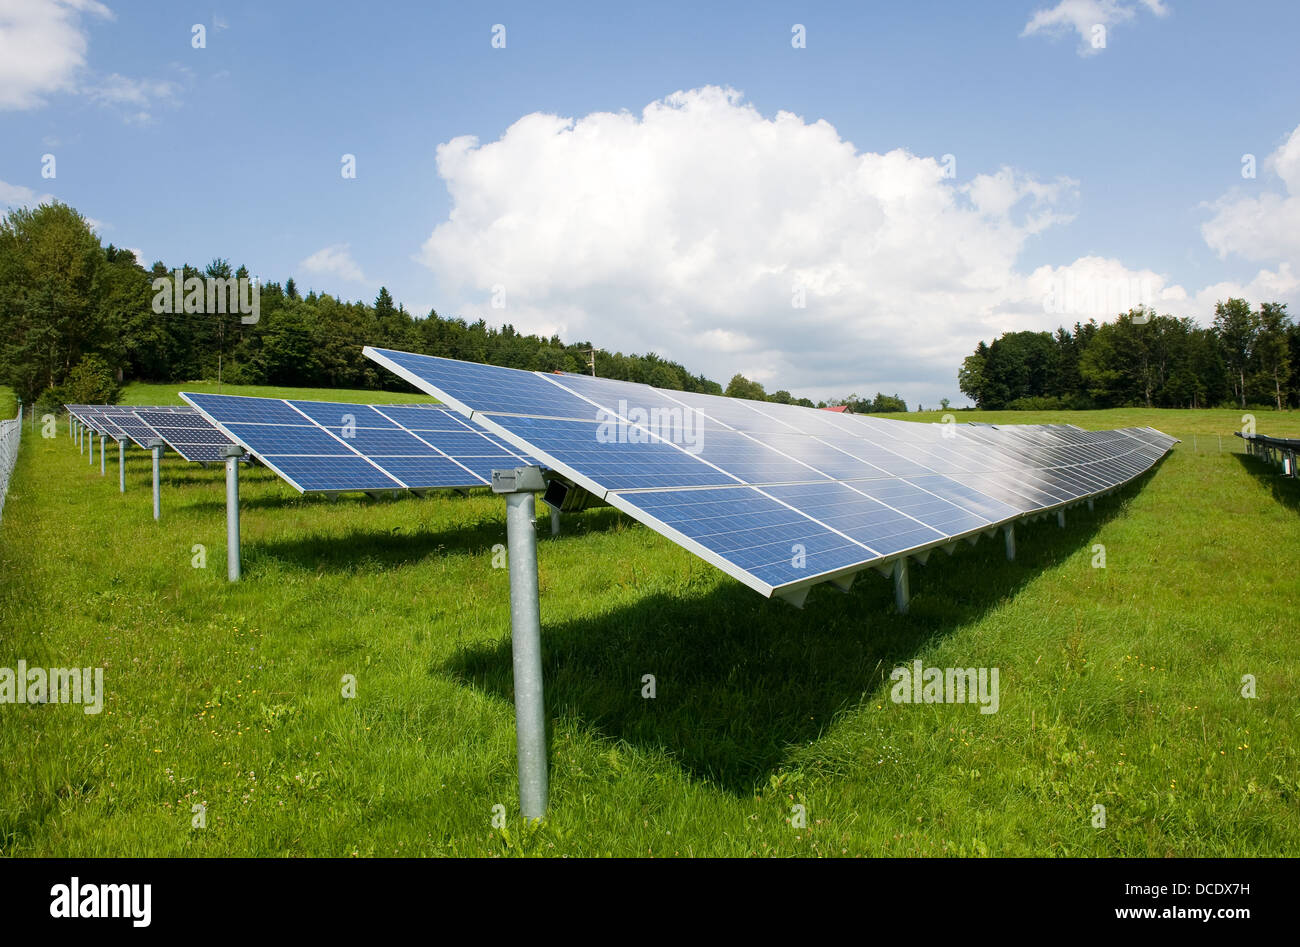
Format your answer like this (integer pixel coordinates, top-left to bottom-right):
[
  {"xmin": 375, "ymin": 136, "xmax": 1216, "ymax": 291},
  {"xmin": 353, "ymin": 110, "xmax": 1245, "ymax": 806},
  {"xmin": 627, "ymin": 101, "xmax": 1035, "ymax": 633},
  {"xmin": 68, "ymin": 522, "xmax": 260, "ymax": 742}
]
[
  {"xmin": 1193, "ymin": 121, "xmax": 1300, "ymax": 316},
  {"xmin": 0, "ymin": 0, "xmax": 110, "ymax": 109},
  {"xmin": 1202, "ymin": 122, "xmax": 1300, "ymax": 265},
  {"xmin": 300, "ymin": 243, "xmax": 366, "ymax": 283},
  {"xmin": 1021, "ymin": 0, "xmax": 1168, "ymax": 56},
  {"xmin": 418, "ymin": 86, "xmax": 1094, "ymax": 401},
  {"xmin": 0, "ymin": 2, "xmax": 183, "ymax": 121},
  {"xmin": 0, "ymin": 178, "xmax": 55, "ymax": 208},
  {"xmin": 83, "ymin": 73, "xmax": 181, "ymax": 120},
  {"xmin": 416, "ymin": 88, "xmax": 1298, "ymax": 403},
  {"xmin": 1193, "ymin": 265, "xmax": 1298, "ymax": 315}
]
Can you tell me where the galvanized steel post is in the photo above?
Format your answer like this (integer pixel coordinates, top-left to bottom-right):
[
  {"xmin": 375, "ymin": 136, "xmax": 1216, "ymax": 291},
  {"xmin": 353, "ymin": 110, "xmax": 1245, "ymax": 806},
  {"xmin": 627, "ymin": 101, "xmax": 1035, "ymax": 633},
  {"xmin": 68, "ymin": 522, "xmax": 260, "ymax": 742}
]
[
  {"xmin": 149, "ymin": 439, "xmax": 164, "ymax": 521},
  {"xmin": 893, "ymin": 558, "xmax": 909, "ymax": 614},
  {"xmin": 492, "ymin": 465, "xmax": 549, "ymax": 821},
  {"xmin": 224, "ymin": 445, "xmax": 242, "ymax": 581}
]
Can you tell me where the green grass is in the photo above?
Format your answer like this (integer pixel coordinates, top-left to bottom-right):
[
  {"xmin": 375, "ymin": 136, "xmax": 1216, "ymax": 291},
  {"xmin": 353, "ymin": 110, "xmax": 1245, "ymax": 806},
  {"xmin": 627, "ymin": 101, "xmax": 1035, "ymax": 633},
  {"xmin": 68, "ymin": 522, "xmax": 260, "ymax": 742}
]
[{"xmin": 1, "ymin": 403, "xmax": 1297, "ymax": 856}]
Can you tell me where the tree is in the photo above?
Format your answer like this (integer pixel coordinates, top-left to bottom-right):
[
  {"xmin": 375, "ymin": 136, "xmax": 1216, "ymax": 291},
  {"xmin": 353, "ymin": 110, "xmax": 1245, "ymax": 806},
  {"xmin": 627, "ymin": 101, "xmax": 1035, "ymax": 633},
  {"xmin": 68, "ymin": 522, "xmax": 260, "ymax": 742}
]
[
  {"xmin": 0, "ymin": 202, "xmax": 106, "ymax": 401},
  {"xmin": 725, "ymin": 374, "xmax": 767, "ymax": 400},
  {"xmin": 1254, "ymin": 302, "xmax": 1292, "ymax": 410},
  {"xmin": 1213, "ymin": 298, "xmax": 1257, "ymax": 408},
  {"xmin": 958, "ymin": 343, "xmax": 988, "ymax": 406},
  {"xmin": 63, "ymin": 353, "xmax": 121, "ymax": 404},
  {"xmin": 869, "ymin": 392, "xmax": 908, "ymax": 413}
]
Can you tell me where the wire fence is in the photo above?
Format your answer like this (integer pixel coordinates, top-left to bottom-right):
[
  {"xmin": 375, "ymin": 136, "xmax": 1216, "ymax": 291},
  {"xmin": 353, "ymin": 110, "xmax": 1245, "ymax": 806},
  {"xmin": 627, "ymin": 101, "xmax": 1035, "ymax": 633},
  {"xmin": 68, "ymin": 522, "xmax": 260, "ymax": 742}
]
[
  {"xmin": 0, "ymin": 406, "xmax": 22, "ymax": 523},
  {"xmin": 1176, "ymin": 433, "xmax": 1249, "ymax": 455}
]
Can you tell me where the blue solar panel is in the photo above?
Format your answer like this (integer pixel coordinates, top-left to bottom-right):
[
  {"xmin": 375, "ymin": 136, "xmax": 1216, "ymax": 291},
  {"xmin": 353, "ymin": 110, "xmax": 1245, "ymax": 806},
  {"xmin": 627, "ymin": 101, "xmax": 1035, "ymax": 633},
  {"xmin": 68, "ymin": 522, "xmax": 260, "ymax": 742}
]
[
  {"xmin": 180, "ymin": 393, "xmax": 535, "ymax": 493},
  {"xmin": 362, "ymin": 346, "xmax": 1176, "ymax": 598},
  {"xmin": 369, "ymin": 350, "xmax": 594, "ymax": 417},
  {"xmin": 486, "ymin": 415, "xmax": 740, "ymax": 490},
  {"xmin": 102, "ymin": 412, "xmax": 157, "ymax": 449},
  {"xmin": 619, "ymin": 486, "xmax": 871, "ymax": 588},
  {"xmin": 134, "ymin": 409, "xmax": 232, "ymax": 462}
]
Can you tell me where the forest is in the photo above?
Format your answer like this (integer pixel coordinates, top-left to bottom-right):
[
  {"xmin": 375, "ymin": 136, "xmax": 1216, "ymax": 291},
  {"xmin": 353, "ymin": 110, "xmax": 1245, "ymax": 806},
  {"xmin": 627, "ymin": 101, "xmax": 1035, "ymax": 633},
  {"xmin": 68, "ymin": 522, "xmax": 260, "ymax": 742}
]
[
  {"xmin": 959, "ymin": 303, "xmax": 1298, "ymax": 410},
  {"xmin": 2, "ymin": 202, "xmax": 876, "ymax": 411}
]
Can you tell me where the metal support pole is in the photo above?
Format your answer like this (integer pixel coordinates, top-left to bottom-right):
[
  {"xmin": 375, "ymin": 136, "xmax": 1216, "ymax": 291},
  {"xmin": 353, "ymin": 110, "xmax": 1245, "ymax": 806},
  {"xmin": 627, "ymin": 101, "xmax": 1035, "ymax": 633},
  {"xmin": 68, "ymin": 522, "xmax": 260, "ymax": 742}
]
[
  {"xmin": 150, "ymin": 440, "xmax": 163, "ymax": 521},
  {"xmin": 1087, "ymin": 498, "xmax": 1094, "ymax": 512},
  {"xmin": 99, "ymin": 435, "xmax": 106, "ymax": 475},
  {"xmin": 89, "ymin": 429, "xmax": 94, "ymax": 465},
  {"xmin": 79, "ymin": 422, "xmax": 84, "ymax": 454},
  {"xmin": 1057, "ymin": 509, "xmax": 1066, "ymax": 528},
  {"xmin": 224, "ymin": 445, "xmax": 242, "ymax": 581},
  {"xmin": 118, "ymin": 439, "xmax": 126, "ymax": 493},
  {"xmin": 550, "ymin": 505, "xmax": 560, "ymax": 537},
  {"xmin": 1003, "ymin": 523, "xmax": 1015, "ymax": 561},
  {"xmin": 893, "ymin": 558, "xmax": 909, "ymax": 615},
  {"xmin": 492, "ymin": 466, "xmax": 549, "ymax": 821}
]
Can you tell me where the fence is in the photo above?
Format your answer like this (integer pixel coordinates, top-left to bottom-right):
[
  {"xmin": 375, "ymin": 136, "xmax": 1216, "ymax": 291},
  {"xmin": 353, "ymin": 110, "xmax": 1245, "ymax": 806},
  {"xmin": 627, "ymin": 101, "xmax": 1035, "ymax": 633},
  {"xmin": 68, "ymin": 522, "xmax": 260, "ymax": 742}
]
[{"xmin": 0, "ymin": 406, "xmax": 21, "ymax": 522}]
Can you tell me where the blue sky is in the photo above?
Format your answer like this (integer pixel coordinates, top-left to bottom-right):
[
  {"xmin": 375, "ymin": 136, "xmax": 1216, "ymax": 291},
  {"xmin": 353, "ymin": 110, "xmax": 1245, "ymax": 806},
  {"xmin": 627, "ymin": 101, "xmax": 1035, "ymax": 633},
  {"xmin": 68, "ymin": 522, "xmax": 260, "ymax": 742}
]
[{"xmin": 2, "ymin": 0, "xmax": 1298, "ymax": 405}]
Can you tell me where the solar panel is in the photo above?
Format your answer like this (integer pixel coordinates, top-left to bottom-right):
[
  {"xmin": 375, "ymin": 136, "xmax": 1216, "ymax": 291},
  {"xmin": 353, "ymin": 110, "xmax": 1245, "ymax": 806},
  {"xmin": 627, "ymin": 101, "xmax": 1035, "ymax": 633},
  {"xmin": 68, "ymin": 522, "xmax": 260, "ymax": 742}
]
[
  {"xmin": 133, "ymin": 409, "xmax": 232, "ymax": 462},
  {"xmin": 365, "ymin": 346, "xmax": 1176, "ymax": 599},
  {"xmin": 179, "ymin": 393, "xmax": 537, "ymax": 493},
  {"xmin": 102, "ymin": 411, "xmax": 160, "ymax": 449}
]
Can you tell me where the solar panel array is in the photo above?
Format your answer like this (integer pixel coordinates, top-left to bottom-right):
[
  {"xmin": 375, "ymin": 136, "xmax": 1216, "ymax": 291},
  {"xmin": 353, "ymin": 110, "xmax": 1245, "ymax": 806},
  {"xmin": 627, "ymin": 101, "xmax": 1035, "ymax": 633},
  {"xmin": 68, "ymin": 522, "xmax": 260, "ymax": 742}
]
[
  {"xmin": 65, "ymin": 404, "xmax": 229, "ymax": 461},
  {"xmin": 180, "ymin": 393, "xmax": 539, "ymax": 493},
  {"xmin": 365, "ymin": 346, "xmax": 1177, "ymax": 599}
]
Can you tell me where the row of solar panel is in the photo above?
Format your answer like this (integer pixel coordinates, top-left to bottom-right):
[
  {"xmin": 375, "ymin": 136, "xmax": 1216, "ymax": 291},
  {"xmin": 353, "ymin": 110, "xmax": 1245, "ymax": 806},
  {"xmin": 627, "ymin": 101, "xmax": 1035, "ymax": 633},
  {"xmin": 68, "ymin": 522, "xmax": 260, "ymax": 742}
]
[
  {"xmin": 66, "ymin": 404, "xmax": 233, "ymax": 462},
  {"xmin": 179, "ymin": 394, "xmax": 540, "ymax": 492},
  {"xmin": 363, "ymin": 347, "xmax": 1177, "ymax": 596}
]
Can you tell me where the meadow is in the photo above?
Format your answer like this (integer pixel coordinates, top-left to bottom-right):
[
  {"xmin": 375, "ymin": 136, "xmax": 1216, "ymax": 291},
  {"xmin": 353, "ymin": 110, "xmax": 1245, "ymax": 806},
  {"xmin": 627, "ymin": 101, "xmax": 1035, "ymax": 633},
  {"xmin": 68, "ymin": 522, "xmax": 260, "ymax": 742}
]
[{"xmin": 1, "ymin": 385, "xmax": 1297, "ymax": 856}]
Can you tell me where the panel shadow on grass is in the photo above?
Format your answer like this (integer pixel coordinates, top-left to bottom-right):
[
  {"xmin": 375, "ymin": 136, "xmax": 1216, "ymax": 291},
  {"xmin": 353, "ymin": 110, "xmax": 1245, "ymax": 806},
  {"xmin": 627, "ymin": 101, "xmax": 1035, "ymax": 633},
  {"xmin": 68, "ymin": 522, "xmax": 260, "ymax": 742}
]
[
  {"xmin": 441, "ymin": 484, "xmax": 1139, "ymax": 796},
  {"xmin": 1233, "ymin": 453, "xmax": 1300, "ymax": 512},
  {"xmin": 244, "ymin": 505, "xmax": 630, "ymax": 573}
]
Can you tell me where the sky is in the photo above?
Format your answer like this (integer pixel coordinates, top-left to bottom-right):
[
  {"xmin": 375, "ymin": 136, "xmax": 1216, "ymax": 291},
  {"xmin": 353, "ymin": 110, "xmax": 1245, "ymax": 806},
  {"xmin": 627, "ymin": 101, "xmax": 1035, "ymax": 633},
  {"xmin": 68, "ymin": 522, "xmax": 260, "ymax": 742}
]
[{"xmin": 2, "ymin": 0, "xmax": 1299, "ymax": 407}]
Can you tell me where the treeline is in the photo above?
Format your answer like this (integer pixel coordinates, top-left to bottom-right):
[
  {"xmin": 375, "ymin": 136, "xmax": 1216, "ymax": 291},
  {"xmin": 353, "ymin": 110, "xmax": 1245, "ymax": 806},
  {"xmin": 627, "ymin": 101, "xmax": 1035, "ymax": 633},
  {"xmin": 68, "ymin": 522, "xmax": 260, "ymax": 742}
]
[
  {"xmin": 1, "ymin": 202, "xmax": 844, "ymax": 410},
  {"xmin": 959, "ymin": 303, "xmax": 1298, "ymax": 410}
]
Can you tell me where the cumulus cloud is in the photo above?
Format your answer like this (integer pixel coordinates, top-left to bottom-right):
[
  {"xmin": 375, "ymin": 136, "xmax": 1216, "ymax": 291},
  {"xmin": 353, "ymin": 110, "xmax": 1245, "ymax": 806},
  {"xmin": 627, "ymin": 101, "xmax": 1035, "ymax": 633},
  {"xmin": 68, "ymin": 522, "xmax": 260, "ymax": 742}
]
[
  {"xmin": 0, "ymin": 179, "xmax": 51, "ymax": 207},
  {"xmin": 0, "ymin": 1, "xmax": 182, "ymax": 121},
  {"xmin": 418, "ymin": 86, "xmax": 1098, "ymax": 401},
  {"xmin": 1021, "ymin": 0, "xmax": 1169, "ymax": 56},
  {"xmin": 1190, "ymin": 122, "xmax": 1300, "ymax": 318},
  {"xmin": 0, "ymin": 0, "xmax": 110, "ymax": 109},
  {"xmin": 301, "ymin": 243, "xmax": 366, "ymax": 283},
  {"xmin": 0, "ymin": 178, "xmax": 55, "ymax": 208},
  {"xmin": 1192, "ymin": 265, "xmax": 1298, "ymax": 315},
  {"xmin": 1202, "ymin": 123, "xmax": 1300, "ymax": 265}
]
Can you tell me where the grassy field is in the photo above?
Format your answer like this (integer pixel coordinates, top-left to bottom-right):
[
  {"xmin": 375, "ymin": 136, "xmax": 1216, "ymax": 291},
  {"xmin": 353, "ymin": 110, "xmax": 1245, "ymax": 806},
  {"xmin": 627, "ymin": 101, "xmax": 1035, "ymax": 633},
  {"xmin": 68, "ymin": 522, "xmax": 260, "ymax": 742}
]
[{"xmin": 1, "ymin": 392, "xmax": 1297, "ymax": 856}]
